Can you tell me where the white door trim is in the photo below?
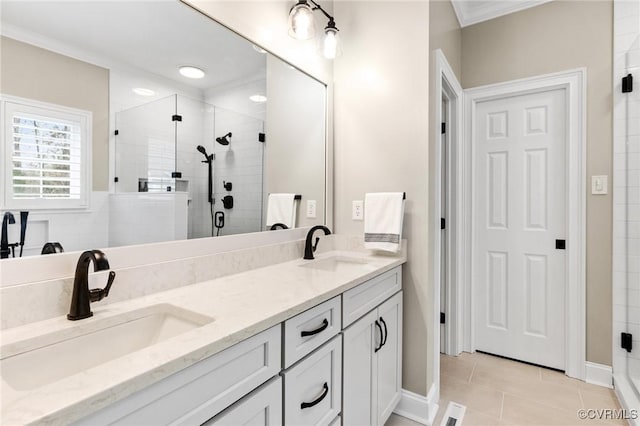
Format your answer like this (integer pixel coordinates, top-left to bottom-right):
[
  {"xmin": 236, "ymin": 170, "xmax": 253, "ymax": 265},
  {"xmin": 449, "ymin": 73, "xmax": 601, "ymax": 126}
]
[
  {"xmin": 462, "ymin": 68, "xmax": 586, "ymax": 379},
  {"xmin": 431, "ymin": 48, "xmax": 463, "ymax": 402}
]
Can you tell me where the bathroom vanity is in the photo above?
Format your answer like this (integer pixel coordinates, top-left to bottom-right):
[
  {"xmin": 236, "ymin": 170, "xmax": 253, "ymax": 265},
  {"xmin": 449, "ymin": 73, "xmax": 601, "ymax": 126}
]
[{"xmin": 0, "ymin": 240, "xmax": 405, "ymax": 425}]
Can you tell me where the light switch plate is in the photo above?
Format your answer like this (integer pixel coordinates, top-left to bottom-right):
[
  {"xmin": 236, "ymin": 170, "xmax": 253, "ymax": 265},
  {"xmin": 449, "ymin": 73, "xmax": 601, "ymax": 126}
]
[
  {"xmin": 352, "ymin": 200, "xmax": 364, "ymax": 220},
  {"xmin": 306, "ymin": 200, "xmax": 317, "ymax": 218},
  {"xmin": 591, "ymin": 175, "xmax": 608, "ymax": 195}
]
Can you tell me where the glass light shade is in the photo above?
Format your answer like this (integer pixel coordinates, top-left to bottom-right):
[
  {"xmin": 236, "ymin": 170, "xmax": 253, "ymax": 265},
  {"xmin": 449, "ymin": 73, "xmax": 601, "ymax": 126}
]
[
  {"xmin": 249, "ymin": 94, "xmax": 267, "ymax": 103},
  {"xmin": 323, "ymin": 27, "xmax": 340, "ymax": 59},
  {"xmin": 179, "ymin": 66, "xmax": 205, "ymax": 79},
  {"xmin": 288, "ymin": 1, "xmax": 315, "ymax": 40}
]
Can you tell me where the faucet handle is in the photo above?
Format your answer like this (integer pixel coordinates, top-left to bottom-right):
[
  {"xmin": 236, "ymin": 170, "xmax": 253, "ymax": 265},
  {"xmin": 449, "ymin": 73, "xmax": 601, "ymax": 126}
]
[
  {"xmin": 312, "ymin": 237, "xmax": 320, "ymax": 252},
  {"xmin": 104, "ymin": 271, "xmax": 116, "ymax": 297},
  {"xmin": 89, "ymin": 271, "xmax": 116, "ymax": 302}
]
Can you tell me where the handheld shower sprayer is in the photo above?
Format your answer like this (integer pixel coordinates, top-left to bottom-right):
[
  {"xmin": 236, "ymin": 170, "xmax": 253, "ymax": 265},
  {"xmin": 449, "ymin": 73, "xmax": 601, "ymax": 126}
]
[
  {"xmin": 196, "ymin": 145, "xmax": 215, "ymax": 235},
  {"xmin": 197, "ymin": 145, "xmax": 213, "ymax": 163},
  {"xmin": 215, "ymin": 132, "xmax": 232, "ymax": 146}
]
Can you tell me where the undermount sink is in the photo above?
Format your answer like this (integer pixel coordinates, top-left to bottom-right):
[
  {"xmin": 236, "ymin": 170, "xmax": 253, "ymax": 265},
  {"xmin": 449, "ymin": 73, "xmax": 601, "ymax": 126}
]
[
  {"xmin": 300, "ymin": 256, "xmax": 371, "ymax": 272},
  {"xmin": 1, "ymin": 304, "xmax": 213, "ymax": 391}
]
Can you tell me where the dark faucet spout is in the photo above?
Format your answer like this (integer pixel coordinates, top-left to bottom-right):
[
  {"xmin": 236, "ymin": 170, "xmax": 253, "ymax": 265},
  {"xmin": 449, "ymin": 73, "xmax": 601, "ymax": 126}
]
[
  {"xmin": 1, "ymin": 212, "xmax": 16, "ymax": 259},
  {"xmin": 303, "ymin": 225, "xmax": 332, "ymax": 260},
  {"xmin": 68, "ymin": 250, "xmax": 115, "ymax": 321}
]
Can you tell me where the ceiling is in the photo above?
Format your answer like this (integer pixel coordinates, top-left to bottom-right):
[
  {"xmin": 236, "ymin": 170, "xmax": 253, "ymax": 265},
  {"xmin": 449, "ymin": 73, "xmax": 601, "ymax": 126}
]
[
  {"xmin": 0, "ymin": 1, "xmax": 267, "ymax": 91},
  {"xmin": 450, "ymin": 0, "xmax": 553, "ymax": 27}
]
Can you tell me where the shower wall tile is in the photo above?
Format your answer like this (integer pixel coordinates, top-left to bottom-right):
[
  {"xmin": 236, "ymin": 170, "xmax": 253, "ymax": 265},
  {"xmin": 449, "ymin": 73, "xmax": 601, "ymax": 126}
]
[
  {"xmin": 612, "ymin": 0, "xmax": 640, "ymax": 390},
  {"xmin": 209, "ymin": 106, "xmax": 265, "ymax": 236}
]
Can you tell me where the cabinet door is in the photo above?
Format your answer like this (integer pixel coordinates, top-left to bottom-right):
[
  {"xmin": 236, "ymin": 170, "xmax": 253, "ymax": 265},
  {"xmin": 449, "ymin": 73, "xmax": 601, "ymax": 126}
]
[
  {"xmin": 204, "ymin": 376, "xmax": 282, "ymax": 426},
  {"xmin": 375, "ymin": 291, "xmax": 403, "ymax": 426},
  {"xmin": 342, "ymin": 309, "xmax": 379, "ymax": 426}
]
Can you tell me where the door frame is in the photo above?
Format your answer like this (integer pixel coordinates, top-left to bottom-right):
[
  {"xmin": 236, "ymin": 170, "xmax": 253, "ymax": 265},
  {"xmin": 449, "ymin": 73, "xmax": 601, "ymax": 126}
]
[
  {"xmin": 462, "ymin": 68, "xmax": 587, "ymax": 379},
  {"xmin": 431, "ymin": 49, "xmax": 463, "ymax": 403}
]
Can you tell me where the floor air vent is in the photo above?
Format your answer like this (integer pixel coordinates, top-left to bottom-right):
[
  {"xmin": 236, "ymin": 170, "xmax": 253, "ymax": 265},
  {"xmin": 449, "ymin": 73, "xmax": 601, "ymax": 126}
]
[{"xmin": 440, "ymin": 401, "xmax": 467, "ymax": 426}]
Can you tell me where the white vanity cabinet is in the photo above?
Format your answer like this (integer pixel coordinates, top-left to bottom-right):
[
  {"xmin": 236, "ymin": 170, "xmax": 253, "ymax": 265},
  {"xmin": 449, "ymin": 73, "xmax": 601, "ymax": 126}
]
[
  {"xmin": 342, "ymin": 271, "xmax": 403, "ymax": 426},
  {"xmin": 72, "ymin": 265, "xmax": 403, "ymax": 426}
]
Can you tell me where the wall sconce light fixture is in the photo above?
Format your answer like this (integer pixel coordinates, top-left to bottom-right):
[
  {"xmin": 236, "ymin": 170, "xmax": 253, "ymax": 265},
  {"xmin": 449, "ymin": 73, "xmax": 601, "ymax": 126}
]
[{"xmin": 288, "ymin": 0, "xmax": 340, "ymax": 59}]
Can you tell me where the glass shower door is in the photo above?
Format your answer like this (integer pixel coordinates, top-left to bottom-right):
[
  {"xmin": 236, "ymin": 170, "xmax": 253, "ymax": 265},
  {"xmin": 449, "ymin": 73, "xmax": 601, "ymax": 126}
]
[
  {"xmin": 175, "ymin": 95, "xmax": 216, "ymax": 239},
  {"xmin": 114, "ymin": 95, "xmax": 177, "ymax": 193},
  {"xmin": 623, "ymin": 32, "xmax": 640, "ymax": 395}
]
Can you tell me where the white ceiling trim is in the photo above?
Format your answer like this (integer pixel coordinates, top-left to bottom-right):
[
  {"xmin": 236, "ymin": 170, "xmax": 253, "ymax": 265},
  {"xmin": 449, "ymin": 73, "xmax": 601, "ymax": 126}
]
[{"xmin": 451, "ymin": 0, "xmax": 554, "ymax": 28}]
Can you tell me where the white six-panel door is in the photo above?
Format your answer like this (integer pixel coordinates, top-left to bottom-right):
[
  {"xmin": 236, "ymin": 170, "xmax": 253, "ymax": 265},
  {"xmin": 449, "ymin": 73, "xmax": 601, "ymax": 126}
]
[{"xmin": 473, "ymin": 88, "xmax": 567, "ymax": 370}]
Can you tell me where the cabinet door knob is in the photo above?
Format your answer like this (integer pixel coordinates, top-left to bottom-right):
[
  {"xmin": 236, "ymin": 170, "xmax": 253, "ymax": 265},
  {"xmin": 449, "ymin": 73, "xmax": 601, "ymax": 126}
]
[
  {"xmin": 374, "ymin": 320, "xmax": 383, "ymax": 353},
  {"xmin": 301, "ymin": 318, "xmax": 329, "ymax": 337},
  {"xmin": 300, "ymin": 382, "xmax": 329, "ymax": 409},
  {"xmin": 379, "ymin": 316, "xmax": 388, "ymax": 348}
]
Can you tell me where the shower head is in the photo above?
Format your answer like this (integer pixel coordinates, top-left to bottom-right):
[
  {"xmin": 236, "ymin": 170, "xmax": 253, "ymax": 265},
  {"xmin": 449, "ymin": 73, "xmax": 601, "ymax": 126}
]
[
  {"xmin": 216, "ymin": 132, "xmax": 232, "ymax": 146},
  {"xmin": 197, "ymin": 145, "xmax": 212, "ymax": 162}
]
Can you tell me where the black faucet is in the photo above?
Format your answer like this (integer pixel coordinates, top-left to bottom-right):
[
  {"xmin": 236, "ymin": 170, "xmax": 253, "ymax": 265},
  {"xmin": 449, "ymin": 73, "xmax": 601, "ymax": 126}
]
[
  {"xmin": 270, "ymin": 223, "xmax": 289, "ymax": 230},
  {"xmin": 1, "ymin": 212, "xmax": 16, "ymax": 259},
  {"xmin": 68, "ymin": 250, "xmax": 116, "ymax": 321},
  {"xmin": 304, "ymin": 225, "xmax": 332, "ymax": 260}
]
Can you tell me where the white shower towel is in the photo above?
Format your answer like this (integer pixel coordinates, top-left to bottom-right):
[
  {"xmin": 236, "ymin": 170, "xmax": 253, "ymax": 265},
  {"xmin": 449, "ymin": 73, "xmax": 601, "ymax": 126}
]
[
  {"xmin": 364, "ymin": 192, "xmax": 405, "ymax": 252},
  {"xmin": 266, "ymin": 193, "xmax": 297, "ymax": 229}
]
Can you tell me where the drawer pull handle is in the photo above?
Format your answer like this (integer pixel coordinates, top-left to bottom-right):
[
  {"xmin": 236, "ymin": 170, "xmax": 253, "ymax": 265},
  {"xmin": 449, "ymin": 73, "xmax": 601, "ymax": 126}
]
[
  {"xmin": 380, "ymin": 316, "xmax": 388, "ymax": 348},
  {"xmin": 301, "ymin": 382, "xmax": 329, "ymax": 409},
  {"xmin": 301, "ymin": 318, "xmax": 329, "ymax": 337},
  {"xmin": 374, "ymin": 320, "xmax": 383, "ymax": 352}
]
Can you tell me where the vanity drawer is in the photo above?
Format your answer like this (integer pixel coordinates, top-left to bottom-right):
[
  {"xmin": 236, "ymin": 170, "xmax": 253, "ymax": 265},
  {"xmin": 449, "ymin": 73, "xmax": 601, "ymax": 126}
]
[
  {"xmin": 342, "ymin": 266, "xmax": 401, "ymax": 327},
  {"xmin": 283, "ymin": 295, "xmax": 341, "ymax": 368},
  {"xmin": 204, "ymin": 376, "xmax": 282, "ymax": 425},
  {"xmin": 283, "ymin": 335, "xmax": 342, "ymax": 426},
  {"xmin": 75, "ymin": 325, "xmax": 281, "ymax": 426}
]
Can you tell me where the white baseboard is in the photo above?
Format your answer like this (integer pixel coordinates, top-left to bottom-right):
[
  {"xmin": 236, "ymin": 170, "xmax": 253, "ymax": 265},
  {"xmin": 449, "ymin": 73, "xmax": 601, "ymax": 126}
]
[
  {"xmin": 393, "ymin": 385, "xmax": 439, "ymax": 425},
  {"xmin": 585, "ymin": 361, "xmax": 613, "ymax": 388}
]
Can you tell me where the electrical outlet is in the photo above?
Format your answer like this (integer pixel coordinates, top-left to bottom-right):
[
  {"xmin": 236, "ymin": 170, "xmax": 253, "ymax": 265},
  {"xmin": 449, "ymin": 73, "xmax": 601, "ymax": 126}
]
[
  {"xmin": 591, "ymin": 175, "xmax": 608, "ymax": 195},
  {"xmin": 352, "ymin": 200, "xmax": 364, "ymax": 220},
  {"xmin": 306, "ymin": 200, "xmax": 317, "ymax": 218}
]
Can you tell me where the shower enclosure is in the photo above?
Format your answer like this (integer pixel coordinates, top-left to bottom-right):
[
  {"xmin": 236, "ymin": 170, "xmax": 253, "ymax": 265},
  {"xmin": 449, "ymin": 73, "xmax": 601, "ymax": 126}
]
[
  {"xmin": 613, "ymin": 0, "xmax": 640, "ymax": 415},
  {"xmin": 114, "ymin": 94, "xmax": 264, "ymax": 242}
]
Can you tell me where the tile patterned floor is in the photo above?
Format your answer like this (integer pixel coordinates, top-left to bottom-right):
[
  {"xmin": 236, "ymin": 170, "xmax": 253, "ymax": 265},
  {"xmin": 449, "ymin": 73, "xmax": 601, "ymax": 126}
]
[{"xmin": 385, "ymin": 352, "xmax": 627, "ymax": 426}]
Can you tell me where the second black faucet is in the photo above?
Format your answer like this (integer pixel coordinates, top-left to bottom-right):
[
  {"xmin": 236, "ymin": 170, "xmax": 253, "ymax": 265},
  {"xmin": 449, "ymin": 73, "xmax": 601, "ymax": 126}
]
[{"xmin": 303, "ymin": 225, "xmax": 331, "ymax": 260}]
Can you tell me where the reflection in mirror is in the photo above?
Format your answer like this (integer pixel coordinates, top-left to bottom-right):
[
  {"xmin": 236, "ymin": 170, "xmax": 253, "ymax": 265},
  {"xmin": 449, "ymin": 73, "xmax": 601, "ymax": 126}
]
[{"xmin": 0, "ymin": 0, "xmax": 327, "ymax": 258}]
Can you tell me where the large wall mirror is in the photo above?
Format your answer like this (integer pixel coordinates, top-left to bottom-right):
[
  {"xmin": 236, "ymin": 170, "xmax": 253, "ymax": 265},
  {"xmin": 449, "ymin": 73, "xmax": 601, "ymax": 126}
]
[{"xmin": 0, "ymin": 0, "xmax": 327, "ymax": 258}]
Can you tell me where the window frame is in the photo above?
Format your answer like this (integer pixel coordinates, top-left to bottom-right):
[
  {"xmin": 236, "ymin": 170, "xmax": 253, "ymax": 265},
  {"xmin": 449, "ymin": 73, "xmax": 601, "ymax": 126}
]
[{"xmin": 1, "ymin": 94, "xmax": 92, "ymax": 210}]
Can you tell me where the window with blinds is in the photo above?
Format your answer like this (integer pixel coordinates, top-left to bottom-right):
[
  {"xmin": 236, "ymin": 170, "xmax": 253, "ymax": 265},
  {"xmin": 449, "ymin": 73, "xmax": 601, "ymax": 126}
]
[{"xmin": 2, "ymin": 96, "xmax": 91, "ymax": 209}]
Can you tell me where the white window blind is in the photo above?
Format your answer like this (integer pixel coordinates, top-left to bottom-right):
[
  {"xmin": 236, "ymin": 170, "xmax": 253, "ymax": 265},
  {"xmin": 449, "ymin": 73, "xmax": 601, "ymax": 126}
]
[
  {"xmin": 11, "ymin": 113, "xmax": 82, "ymax": 200},
  {"xmin": 2, "ymin": 96, "xmax": 91, "ymax": 209}
]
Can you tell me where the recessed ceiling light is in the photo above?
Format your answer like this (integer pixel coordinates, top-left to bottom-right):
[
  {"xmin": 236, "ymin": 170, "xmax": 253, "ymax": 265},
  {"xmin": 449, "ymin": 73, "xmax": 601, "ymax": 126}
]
[
  {"xmin": 179, "ymin": 66, "xmax": 205, "ymax": 79},
  {"xmin": 249, "ymin": 94, "xmax": 267, "ymax": 103},
  {"xmin": 252, "ymin": 45, "xmax": 267, "ymax": 54},
  {"xmin": 132, "ymin": 87, "xmax": 155, "ymax": 96}
]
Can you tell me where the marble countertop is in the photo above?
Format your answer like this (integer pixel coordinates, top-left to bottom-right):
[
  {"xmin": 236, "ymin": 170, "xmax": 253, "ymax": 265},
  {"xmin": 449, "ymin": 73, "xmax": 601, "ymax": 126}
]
[{"xmin": 1, "ymin": 247, "xmax": 406, "ymax": 425}]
